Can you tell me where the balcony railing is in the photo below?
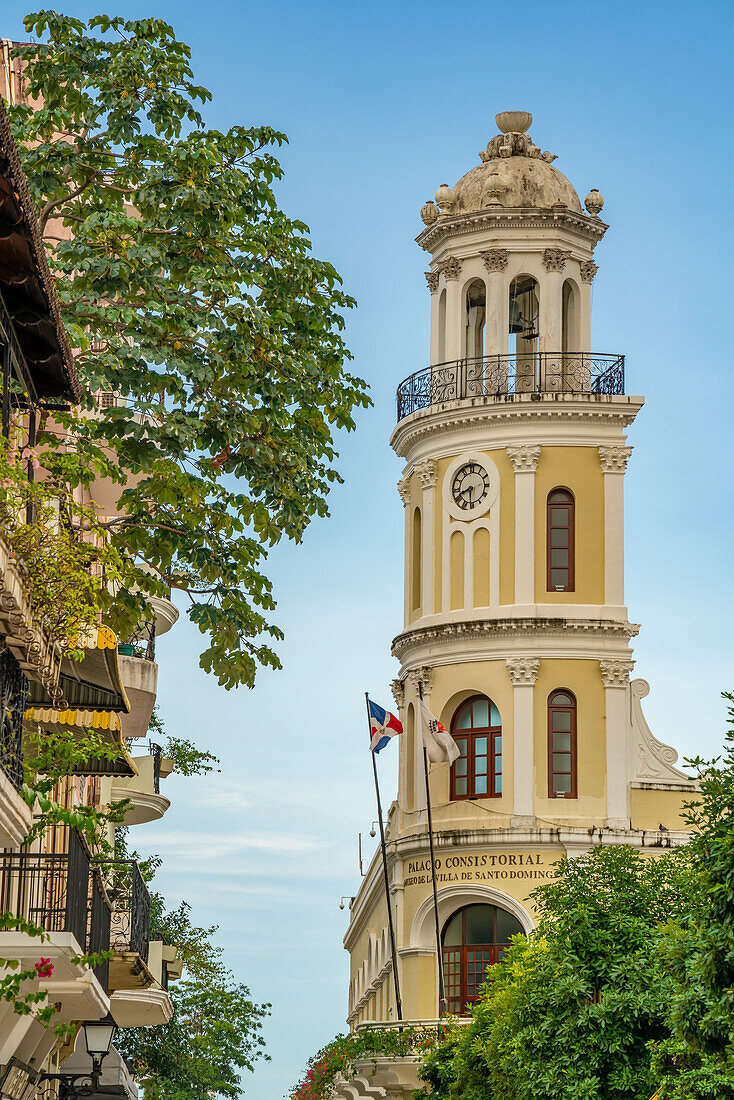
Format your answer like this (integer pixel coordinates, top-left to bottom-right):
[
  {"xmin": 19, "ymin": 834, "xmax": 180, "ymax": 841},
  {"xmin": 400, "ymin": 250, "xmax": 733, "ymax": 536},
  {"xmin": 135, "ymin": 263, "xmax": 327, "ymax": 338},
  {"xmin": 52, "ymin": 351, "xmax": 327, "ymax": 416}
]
[
  {"xmin": 396, "ymin": 352, "xmax": 625, "ymax": 421},
  {"xmin": 117, "ymin": 619, "xmax": 155, "ymax": 661},
  {"xmin": 0, "ymin": 830, "xmax": 112, "ymax": 988},
  {"xmin": 104, "ymin": 859, "xmax": 151, "ymax": 963},
  {"xmin": 0, "ymin": 647, "xmax": 29, "ymax": 793}
]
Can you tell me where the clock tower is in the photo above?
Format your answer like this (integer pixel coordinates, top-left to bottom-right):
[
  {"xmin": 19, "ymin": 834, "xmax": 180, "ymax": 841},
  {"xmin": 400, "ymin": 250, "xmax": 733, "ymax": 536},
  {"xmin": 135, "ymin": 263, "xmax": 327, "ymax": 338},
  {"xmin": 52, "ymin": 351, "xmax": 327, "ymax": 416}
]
[{"xmin": 339, "ymin": 113, "xmax": 691, "ymax": 1092}]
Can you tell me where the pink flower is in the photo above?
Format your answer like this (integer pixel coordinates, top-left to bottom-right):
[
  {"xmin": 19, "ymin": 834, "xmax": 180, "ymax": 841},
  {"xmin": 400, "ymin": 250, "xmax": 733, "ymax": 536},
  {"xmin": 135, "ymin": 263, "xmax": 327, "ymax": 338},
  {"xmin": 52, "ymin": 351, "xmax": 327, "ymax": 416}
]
[{"xmin": 35, "ymin": 958, "xmax": 53, "ymax": 978}]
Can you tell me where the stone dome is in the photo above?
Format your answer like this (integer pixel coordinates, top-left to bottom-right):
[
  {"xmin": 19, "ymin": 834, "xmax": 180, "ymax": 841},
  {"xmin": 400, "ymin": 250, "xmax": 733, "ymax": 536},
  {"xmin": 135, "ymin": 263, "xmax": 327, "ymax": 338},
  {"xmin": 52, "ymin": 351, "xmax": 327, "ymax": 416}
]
[{"xmin": 449, "ymin": 112, "xmax": 582, "ymax": 215}]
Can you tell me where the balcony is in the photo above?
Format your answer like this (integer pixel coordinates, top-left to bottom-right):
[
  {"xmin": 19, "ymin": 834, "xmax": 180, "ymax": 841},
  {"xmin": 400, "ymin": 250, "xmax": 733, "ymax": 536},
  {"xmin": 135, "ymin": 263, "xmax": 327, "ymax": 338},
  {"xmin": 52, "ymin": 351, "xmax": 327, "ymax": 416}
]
[
  {"xmin": 116, "ymin": 622, "xmax": 158, "ymax": 740},
  {"xmin": 396, "ymin": 352, "xmax": 625, "ymax": 422},
  {"xmin": 0, "ymin": 832, "xmax": 111, "ymax": 1061},
  {"xmin": 104, "ymin": 859, "xmax": 152, "ymax": 991},
  {"xmin": 111, "ymin": 742, "xmax": 172, "ymax": 825}
]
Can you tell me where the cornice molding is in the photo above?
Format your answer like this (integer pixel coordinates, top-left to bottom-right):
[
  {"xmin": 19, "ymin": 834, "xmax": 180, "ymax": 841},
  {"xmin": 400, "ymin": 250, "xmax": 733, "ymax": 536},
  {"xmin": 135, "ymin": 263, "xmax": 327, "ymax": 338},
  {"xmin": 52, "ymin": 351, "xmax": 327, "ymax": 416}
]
[
  {"xmin": 390, "ymin": 394, "xmax": 645, "ymax": 457},
  {"xmin": 598, "ymin": 445, "xmax": 633, "ymax": 473},
  {"xmin": 506, "ymin": 444, "xmax": 541, "ymax": 472},
  {"xmin": 415, "ymin": 207, "xmax": 608, "ymax": 252},
  {"xmin": 392, "ymin": 617, "xmax": 639, "ymax": 661},
  {"xmin": 506, "ymin": 657, "xmax": 540, "ymax": 685}
]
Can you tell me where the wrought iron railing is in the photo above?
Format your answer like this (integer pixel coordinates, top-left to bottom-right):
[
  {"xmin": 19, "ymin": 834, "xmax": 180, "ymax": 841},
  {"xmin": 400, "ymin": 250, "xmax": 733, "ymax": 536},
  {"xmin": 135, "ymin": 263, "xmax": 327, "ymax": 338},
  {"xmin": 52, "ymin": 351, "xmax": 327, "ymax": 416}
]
[
  {"xmin": 124, "ymin": 738, "xmax": 163, "ymax": 793},
  {"xmin": 0, "ymin": 830, "xmax": 112, "ymax": 988},
  {"xmin": 104, "ymin": 859, "xmax": 151, "ymax": 962},
  {"xmin": 0, "ymin": 646, "xmax": 28, "ymax": 792},
  {"xmin": 118, "ymin": 619, "xmax": 155, "ymax": 661},
  {"xmin": 396, "ymin": 352, "xmax": 625, "ymax": 421}
]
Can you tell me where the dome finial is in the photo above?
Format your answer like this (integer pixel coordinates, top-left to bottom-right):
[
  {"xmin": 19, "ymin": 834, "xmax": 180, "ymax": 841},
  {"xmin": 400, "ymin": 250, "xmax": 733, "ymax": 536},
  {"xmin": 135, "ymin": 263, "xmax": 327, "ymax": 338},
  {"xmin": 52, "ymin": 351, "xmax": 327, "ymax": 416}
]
[{"xmin": 495, "ymin": 110, "xmax": 532, "ymax": 134}]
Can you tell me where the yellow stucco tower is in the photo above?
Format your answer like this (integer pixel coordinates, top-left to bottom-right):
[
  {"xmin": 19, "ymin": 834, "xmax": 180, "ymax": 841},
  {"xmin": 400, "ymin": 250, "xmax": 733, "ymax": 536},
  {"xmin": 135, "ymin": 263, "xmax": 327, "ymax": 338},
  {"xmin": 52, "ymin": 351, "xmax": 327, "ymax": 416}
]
[{"xmin": 342, "ymin": 112, "xmax": 691, "ymax": 1052}]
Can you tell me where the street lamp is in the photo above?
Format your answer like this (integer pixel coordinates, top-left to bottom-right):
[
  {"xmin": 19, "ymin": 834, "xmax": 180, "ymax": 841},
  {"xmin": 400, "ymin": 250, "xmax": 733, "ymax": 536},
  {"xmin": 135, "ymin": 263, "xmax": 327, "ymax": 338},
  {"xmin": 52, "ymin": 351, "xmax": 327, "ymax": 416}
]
[{"xmin": 38, "ymin": 1015, "xmax": 117, "ymax": 1099}]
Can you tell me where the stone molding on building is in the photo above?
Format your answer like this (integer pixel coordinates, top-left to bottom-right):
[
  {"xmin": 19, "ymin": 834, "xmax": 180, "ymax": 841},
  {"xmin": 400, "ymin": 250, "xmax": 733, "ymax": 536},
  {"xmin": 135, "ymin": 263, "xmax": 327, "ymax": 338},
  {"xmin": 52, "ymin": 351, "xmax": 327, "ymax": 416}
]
[
  {"xmin": 416, "ymin": 208, "xmax": 608, "ymax": 253},
  {"xmin": 506, "ymin": 444, "xmax": 541, "ymax": 473},
  {"xmin": 480, "ymin": 248, "xmax": 509, "ymax": 273},
  {"xmin": 407, "ymin": 666, "xmax": 433, "ymax": 695},
  {"xmin": 391, "ymin": 678, "xmax": 406, "ymax": 711},
  {"xmin": 438, "ymin": 256, "xmax": 462, "ymax": 280},
  {"xmin": 413, "ymin": 458, "xmax": 438, "ymax": 489},
  {"xmin": 392, "ymin": 616, "xmax": 639, "ymax": 662},
  {"xmin": 542, "ymin": 248, "xmax": 571, "ymax": 272},
  {"xmin": 424, "ymin": 271, "xmax": 439, "ymax": 293},
  {"xmin": 506, "ymin": 657, "xmax": 540, "ymax": 686},
  {"xmin": 580, "ymin": 259, "xmax": 599, "ymax": 283},
  {"xmin": 397, "ymin": 475, "xmax": 411, "ymax": 505},
  {"xmin": 599, "ymin": 658, "xmax": 634, "ymax": 687},
  {"xmin": 631, "ymin": 678, "xmax": 688, "ymax": 783},
  {"xmin": 598, "ymin": 445, "xmax": 633, "ymax": 473}
]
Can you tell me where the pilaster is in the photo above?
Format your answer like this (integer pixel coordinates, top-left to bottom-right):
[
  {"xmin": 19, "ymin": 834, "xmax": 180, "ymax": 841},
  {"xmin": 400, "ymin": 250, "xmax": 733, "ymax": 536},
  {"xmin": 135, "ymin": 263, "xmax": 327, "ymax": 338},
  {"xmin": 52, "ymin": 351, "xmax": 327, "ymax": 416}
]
[
  {"xmin": 599, "ymin": 658, "xmax": 634, "ymax": 828},
  {"xmin": 506, "ymin": 445, "xmax": 541, "ymax": 605},
  {"xmin": 414, "ymin": 460, "xmax": 437, "ymax": 616},
  {"xmin": 398, "ymin": 475, "xmax": 411, "ymax": 628},
  {"xmin": 598, "ymin": 446, "xmax": 632, "ymax": 607},
  {"xmin": 440, "ymin": 258, "xmax": 463, "ymax": 361},
  {"xmin": 506, "ymin": 657, "xmax": 539, "ymax": 824},
  {"xmin": 481, "ymin": 249, "xmax": 508, "ymax": 356}
]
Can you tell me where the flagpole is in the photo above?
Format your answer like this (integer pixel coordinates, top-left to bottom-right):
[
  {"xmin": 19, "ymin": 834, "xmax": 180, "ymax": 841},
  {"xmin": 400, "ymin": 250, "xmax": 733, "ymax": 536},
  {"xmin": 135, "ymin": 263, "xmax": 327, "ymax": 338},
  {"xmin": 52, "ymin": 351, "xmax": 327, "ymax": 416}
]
[
  {"xmin": 419, "ymin": 683, "xmax": 447, "ymax": 1018},
  {"xmin": 365, "ymin": 692, "xmax": 403, "ymax": 1022}
]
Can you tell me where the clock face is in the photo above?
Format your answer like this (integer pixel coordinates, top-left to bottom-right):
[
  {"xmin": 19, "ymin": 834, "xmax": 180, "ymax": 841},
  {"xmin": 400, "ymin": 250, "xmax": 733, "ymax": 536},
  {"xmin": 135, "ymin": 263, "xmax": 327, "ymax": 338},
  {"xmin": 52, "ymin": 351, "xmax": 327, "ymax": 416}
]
[{"xmin": 451, "ymin": 462, "xmax": 491, "ymax": 511}]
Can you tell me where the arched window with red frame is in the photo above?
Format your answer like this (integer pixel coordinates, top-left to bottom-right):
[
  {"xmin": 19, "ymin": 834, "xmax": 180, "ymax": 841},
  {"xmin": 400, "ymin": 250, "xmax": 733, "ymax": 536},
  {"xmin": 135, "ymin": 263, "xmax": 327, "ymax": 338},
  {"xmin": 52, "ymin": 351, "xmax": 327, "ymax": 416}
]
[
  {"xmin": 548, "ymin": 689, "xmax": 577, "ymax": 798},
  {"xmin": 547, "ymin": 488, "xmax": 575, "ymax": 592},
  {"xmin": 442, "ymin": 904, "xmax": 524, "ymax": 1014},
  {"xmin": 450, "ymin": 695, "xmax": 502, "ymax": 800}
]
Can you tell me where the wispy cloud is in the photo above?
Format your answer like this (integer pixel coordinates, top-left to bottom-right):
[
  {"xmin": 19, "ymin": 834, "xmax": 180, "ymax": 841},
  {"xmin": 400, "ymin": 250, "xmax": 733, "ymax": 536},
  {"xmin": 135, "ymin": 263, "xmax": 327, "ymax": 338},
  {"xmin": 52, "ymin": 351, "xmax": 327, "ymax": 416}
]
[{"xmin": 132, "ymin": 829, "xmax": 321, "ymax": 860}]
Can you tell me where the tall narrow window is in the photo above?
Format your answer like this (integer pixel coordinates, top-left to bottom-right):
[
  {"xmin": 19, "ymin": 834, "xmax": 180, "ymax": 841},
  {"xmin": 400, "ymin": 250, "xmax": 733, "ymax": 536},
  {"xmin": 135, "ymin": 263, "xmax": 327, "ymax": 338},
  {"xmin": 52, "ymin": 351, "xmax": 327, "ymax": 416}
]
[
  {"xmin": 548, "ymin": 690, "xmax": 577, "ymax": 798},
  {"xmin": 442, "ymin": 904, "xmax": 524, "ymax": 1014},
  {"xmin": 412, "ymin": 506, "xmax": 422, "ymax": 611},
  {"xmin": 451, "ymin": 695, "xmax": 502, "ymax": 800},
  {"xmin": 547, "ymin": 488, "xmax": 575, "ymax": 591}
]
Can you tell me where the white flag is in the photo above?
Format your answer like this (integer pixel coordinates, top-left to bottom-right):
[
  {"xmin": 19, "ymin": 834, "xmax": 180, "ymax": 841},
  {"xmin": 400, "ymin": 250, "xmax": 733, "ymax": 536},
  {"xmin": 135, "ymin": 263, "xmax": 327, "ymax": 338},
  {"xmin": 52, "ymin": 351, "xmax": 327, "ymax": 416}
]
[{"xmin": 418, "ymin": 699, "xmax": 460, "ymax": 765}]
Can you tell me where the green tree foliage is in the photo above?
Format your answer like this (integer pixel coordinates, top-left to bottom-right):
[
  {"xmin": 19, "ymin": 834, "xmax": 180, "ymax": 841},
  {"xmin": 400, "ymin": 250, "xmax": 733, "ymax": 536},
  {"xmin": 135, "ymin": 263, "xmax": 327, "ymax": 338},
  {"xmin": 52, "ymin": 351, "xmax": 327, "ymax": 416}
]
[
  {"xmin": 419, "ymin": 846, "xmax": 693, "ymax": 1100},
  {"xmin": 651, "ymin": 696, "xmax": 734, "ymax": 1098},
  {"xmin": 10, "ymin": 11, "xmax": 369, "ymax": 689}
]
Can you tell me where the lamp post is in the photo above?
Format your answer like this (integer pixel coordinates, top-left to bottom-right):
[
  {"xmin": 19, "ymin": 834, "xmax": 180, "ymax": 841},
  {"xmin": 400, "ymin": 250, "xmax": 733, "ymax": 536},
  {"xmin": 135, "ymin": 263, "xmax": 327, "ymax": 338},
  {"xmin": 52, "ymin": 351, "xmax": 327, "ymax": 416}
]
[{"xmin": 38, "ymin": 1016, "xmax": 117, "ymax": 1099}]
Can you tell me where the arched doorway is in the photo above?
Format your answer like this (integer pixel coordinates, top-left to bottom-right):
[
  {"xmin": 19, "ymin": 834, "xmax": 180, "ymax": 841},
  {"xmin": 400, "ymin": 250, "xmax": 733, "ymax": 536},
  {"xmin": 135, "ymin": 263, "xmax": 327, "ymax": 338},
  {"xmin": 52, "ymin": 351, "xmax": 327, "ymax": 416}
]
[{"xmin": 442, "ymin": 903, "xmax": 524, "ymax": 1014}]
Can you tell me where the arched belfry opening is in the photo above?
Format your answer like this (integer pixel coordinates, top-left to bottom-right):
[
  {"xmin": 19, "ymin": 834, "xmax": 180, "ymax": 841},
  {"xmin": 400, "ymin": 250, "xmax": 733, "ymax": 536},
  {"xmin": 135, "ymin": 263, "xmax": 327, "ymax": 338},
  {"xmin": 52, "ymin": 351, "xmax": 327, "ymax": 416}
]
[
  {"xmin": 509, "ymin": 275, "xmax": 539, "ymax": 391},
  {"xmin": 464, "ymin": 279, "xmax": 486, "ymax": 361}
]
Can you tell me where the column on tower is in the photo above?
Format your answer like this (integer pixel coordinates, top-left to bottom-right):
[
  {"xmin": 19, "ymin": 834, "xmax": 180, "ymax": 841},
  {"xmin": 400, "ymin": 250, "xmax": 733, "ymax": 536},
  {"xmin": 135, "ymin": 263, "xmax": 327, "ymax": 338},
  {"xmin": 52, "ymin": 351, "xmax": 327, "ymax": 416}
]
[
  {"xmin": 598, "ymin": 445, "xmax": 632, "ymax": 611},
  {"xmin": 506, "ymin": 445, "xmax": 541, "ymax": 607},
  {"xmin": 600, "ymin": 658, "xmax": 634, "ymax": 828},
  {"xmin": 506, "ymin": 657, "xmax": 540, "ymax": 825}
]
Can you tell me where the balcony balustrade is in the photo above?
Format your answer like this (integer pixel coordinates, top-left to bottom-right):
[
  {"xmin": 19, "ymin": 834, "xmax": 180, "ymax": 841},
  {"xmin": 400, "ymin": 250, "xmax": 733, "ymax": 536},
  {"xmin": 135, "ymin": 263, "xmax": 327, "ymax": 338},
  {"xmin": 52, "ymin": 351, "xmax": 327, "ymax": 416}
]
[
  {"xmin": 0, "ymin": 830, "xmax": 111, "ymax": 989},
  {"xmin": 396, "ymin": 352, "xmax": 625, "ymax": 422},
  {"xmin": 0, "ymin": 647, "xmax": 28, "ymax": 794}
]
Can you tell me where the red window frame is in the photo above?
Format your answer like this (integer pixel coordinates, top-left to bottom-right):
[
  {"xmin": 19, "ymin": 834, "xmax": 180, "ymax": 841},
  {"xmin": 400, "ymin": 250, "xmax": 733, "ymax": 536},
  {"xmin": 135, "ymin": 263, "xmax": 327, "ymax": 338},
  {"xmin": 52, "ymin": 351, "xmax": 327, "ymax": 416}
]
[
  {"xmin": 442, "ymin": 904, "xmax": 523, "ymax": 1015},
  {"xmin": 547, "ymin": 488, "xmax": 575, "ymax": 592},
  {"xmin": 450, "ymin": 695, "xmax": 502, "ymax": 800},
  {"xmin": 547, "ymin": 689, "xmax": 577, "ymax": 798}
]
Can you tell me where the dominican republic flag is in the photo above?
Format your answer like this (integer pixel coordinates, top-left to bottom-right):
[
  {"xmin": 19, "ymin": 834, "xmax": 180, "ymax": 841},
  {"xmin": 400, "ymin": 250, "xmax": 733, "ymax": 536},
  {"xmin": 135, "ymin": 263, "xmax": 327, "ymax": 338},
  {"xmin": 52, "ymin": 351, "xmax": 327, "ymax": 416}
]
[{"xmin": 369, "ymin": 699, "xmax": 403, "ymax": 753}]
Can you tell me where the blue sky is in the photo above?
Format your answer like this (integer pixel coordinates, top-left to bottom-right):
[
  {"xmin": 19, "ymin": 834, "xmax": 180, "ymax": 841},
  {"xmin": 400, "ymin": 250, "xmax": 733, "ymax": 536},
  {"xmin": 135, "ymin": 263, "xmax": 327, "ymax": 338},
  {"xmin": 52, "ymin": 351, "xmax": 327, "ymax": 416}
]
[{"xmin": 4, "ymin": 0, "xmax": 734, "ymax": 1096}]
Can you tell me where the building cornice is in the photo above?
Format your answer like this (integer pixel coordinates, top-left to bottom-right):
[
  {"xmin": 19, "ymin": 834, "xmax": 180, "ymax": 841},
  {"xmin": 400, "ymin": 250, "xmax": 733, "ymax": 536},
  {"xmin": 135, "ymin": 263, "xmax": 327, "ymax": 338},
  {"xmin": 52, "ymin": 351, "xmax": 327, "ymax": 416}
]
[
  {"xmin": 415, "ymin": 207, "xmax": 608, "ymax": 252},
  {"xmin": 390, "ymin": 393, "xmax": 644, "ymax": 458},
  {"xmin": 344, "ymin": 822, "xmax": 689, "ymax": 952},
  {"xmin": 392, "ymin": 616, "xmax": 639, "ymax": 662}
]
